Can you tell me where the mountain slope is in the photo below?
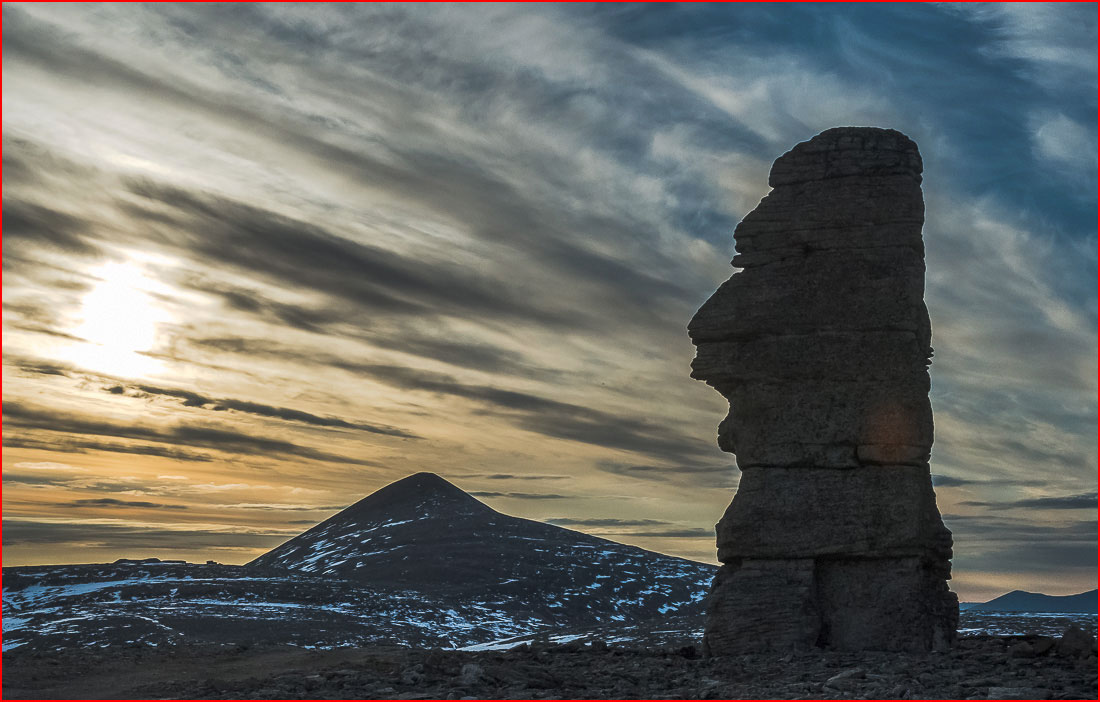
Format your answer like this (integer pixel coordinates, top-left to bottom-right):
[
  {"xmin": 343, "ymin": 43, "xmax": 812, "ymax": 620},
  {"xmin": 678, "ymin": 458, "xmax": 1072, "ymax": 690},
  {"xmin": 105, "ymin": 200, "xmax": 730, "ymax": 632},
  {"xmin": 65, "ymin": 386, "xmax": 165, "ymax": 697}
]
[
  {"xmin": 966, "ymin": 589, "xmax": 1098, "ymax": 614},
  {"xmin": 248, "ymin": 472, "xmax": 714, "ymax": 623}
]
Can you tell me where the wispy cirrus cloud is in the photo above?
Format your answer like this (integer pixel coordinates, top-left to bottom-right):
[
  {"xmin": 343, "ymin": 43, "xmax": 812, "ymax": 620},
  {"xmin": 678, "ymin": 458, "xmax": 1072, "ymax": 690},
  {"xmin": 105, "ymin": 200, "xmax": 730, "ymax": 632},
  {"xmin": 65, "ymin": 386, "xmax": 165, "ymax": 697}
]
[
  {"xmin": 104, "ymin": 382, "xmax": 417, "ymax": 438},
  {"xmin": 2, "ymin": 402, "xmax": 378, "ymax": 466},
  {"xmin": 1, "ymin": 3, "xmax": 1093, "ymax": 598}
]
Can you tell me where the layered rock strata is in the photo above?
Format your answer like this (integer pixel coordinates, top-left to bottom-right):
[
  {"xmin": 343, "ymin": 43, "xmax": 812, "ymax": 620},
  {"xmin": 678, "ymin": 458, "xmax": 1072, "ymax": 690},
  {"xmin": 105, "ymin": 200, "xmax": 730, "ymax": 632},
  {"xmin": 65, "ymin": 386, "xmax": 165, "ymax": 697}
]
[{"xmin": 689, "ymin": 127, "xmax": 958, "ymax": 654}]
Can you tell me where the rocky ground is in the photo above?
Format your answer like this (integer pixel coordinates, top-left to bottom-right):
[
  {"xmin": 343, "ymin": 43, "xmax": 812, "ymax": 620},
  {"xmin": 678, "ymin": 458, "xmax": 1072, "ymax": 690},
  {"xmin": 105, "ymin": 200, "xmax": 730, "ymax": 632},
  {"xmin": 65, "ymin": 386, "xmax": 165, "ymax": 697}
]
[{"xmin": 4, "ymin": 630, "xmax": 1096, "ymax": 700}]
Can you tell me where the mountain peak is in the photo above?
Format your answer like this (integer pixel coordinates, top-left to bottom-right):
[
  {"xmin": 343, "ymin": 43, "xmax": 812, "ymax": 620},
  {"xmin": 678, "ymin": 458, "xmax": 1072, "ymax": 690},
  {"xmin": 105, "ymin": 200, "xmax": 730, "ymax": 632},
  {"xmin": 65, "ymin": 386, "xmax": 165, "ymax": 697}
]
[
  {"xmin": 390, "ymin": 471, "xmax": 463, "ymax": 494},
  {"xmin": 334, "ymin": 473, "xmax": 490, "ymax": 523},
  {"xmin": 247, "ymin": 471, "xmax": 713, "ymax": 610},
  {"xmin": 247, "ymin": 472, "xmax": 495, "ymax": 573}
]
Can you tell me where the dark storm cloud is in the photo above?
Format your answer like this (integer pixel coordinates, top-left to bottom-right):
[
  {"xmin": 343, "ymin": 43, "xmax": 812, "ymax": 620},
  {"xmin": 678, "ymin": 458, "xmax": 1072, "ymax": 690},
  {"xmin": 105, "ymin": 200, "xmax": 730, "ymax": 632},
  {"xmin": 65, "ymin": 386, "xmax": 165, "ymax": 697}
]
[
  {"xmin": 3, "ymin": 435, "xmax": 216, "ymax": 462},
  {"xmin": 2, "ymin": 403, "xmax": 376, "ymax": 466},
  {"xmin": 106, "ymin": 383, "xmax": 418, "ymax": 438},
  {"xmin": 2, "ymin": 519, "xmax": 290, "ymax": 551},
  {"xmin": 70, "ymin": 498, "xmax": 189, "ymax": 510},
  {"xmin": 960, "ymin": 493, "xmax": 1098, "ymax": 510},
  {"xmin": 469, "ymin": 491, "xmax": 571, "ymax": 500}
]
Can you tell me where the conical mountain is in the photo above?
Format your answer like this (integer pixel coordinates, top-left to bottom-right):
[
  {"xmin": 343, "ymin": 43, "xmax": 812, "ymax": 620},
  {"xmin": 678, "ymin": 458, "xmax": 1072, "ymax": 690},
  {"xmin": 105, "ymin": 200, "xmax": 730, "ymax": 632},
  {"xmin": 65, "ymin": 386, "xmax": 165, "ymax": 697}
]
[{"xmin": 249, "ymin": 472, "xmax": 713, "ymax": 622}]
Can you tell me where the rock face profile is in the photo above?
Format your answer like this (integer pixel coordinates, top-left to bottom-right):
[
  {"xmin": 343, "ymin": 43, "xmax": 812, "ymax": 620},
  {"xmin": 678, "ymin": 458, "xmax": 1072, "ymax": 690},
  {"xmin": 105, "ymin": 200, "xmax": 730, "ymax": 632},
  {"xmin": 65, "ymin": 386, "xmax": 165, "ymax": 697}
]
[{"xmin": 688, "ymin": 127, "xmax": 958, "ymax": 653}]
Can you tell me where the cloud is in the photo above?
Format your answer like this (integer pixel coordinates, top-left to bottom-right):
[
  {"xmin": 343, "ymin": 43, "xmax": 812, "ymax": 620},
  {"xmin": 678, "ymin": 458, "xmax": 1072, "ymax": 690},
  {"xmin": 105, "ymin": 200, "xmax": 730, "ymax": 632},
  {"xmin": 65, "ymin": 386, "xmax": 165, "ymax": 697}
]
[
  {"xmin": 4, "ymin": 472, "xmax": 183, "ymax": 495},
  {"xmin": 951, "ymin": 3, "xmax": 1097, "ymax": 78},
  {"xmin": 944, "ymin": 513, "xmax": 1098, "ymax": 578},
  {"xmin": 12, "ymin": 461, "xmax": 85, "ymax": 472},
  {"xmin": 3, "ymin": 434, "xmax": 217, "ymax": 462},
  {"xmin": 1031, "ymin": 111, "xmax": 1097, "ymax": 172},
  {"xmin": 604, "ymin": 527, "xmax": 714, "ymax": 539},
  {"xmin": 3, "ymin": 402, "xmax": 377, "ymax": 466},
  {"xmin": 5, "ymin": 355, "xmax": 80, "ymax": 377},
  {"xmin": 546, "ymin": 518, "xmax": 671, "ymax": 527},
  {"xmin": 931, "ymin": 474, "xmax": 974, "ymax": 488},
  {"xmin": 2, "ymin": 198, "xmax": 101, "ymax": 256},
  {"xmin": 6, "ymin": 6, "xmax": 706, "ymax": 336},
  {"xmin": 960, "ymin": 493, "xmax": 1097, "ymax": 511},
  {"xmin": 124, "ymin": 179, "xmax": 579, "ymax": 329},
  {"xmin": 1, "ymin": 519, "xmax": 293, "ymax": 550},
  {"xmin": 108, "ymin": 382, "xmax": 418, "ymax": 438},
  {"xmin": 469, "ymin": 491, "xmax": 572, "ymax": 500},
  {"xmin": 596, "ymin": 460, "xmax": 737, "ymax": 486},
  {"xmin": 4, "ymin": 474, "xmax": 78, "ymax": 488},
  {"xmin": 931, "ymin": 474, "xmax": 1046, "ymax": 488},
  {"xmin": 1, "ymin": 3, "xmax": 1094, "ymax": 594},
  {"xmin": 471, "ymin": 473, "xmax": 565, "ymax": 481},
  {"xmin": 215, "ymin": 503, "xmax": 345, "ymax": 512},
  {"xmin": 943, "ymin": 514, "xmax": 1096, "ymax": 544},
  {"xmin": 70, "ymin": 498, "xmax": 189, "ymax": 510},
  {"xmin": 360, "ymin": 364, "xmax": 719, "ymax": 461},
  {"xmin": 184, "ymin": 281, "xmax": 562, "ymax": 380},
  {"xmin": 190, "ymin": 339, "xmax": 719, "ymax": 462}
]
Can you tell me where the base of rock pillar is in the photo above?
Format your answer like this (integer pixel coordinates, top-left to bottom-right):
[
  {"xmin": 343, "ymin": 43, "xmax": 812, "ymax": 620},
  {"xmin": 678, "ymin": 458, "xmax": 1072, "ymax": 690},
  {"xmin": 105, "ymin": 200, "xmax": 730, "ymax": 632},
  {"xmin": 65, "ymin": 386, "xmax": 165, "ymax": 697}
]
[
  {"xmin": 704, "ymin": 560, "xmax": 820, "ymax": 654},
  {"xmin": 703, "ymin": 558, "xmax": 958, "ymax": 655}
]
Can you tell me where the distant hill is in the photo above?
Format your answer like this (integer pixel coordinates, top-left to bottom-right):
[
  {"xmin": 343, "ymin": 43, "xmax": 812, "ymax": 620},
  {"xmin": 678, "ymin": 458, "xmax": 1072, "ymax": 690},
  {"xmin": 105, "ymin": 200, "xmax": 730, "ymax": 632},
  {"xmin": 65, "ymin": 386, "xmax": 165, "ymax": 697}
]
[
  {"xmin": 248, "ymin": 472, "xmax": 714, "ymax": 621},
  {"xmin": 4, "ymin": 473, "xmax": 717, "ymax": 652},
  {"xmin": 964, "ymin": 589, "xmax": 1097, "ymax": 614}
]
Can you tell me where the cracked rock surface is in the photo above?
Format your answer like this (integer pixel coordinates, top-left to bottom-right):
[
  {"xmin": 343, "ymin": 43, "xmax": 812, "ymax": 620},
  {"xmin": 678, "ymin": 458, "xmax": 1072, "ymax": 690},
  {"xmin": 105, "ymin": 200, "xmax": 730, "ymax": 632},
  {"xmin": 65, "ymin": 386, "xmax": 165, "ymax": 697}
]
[{"xmin": 688, "ymin": 127, "xmax": 958, "ymax": 654}]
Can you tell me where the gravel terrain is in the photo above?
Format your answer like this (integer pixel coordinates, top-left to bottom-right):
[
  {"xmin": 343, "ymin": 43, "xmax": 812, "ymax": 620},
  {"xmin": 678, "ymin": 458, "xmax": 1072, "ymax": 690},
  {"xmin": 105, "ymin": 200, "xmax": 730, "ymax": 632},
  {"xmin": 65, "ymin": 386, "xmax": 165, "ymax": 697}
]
[{"xmin": 4, "ymin": 631, "xmax": 1096, "ymax": 700}]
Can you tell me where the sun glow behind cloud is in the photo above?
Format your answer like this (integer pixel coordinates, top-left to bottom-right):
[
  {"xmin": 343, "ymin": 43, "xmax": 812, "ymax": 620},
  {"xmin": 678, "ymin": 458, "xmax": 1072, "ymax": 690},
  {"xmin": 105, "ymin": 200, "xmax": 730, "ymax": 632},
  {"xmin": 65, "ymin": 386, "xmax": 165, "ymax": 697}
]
[{"xmin": 64, "ymin": 259, "xmax": 171, "ymax": 378}]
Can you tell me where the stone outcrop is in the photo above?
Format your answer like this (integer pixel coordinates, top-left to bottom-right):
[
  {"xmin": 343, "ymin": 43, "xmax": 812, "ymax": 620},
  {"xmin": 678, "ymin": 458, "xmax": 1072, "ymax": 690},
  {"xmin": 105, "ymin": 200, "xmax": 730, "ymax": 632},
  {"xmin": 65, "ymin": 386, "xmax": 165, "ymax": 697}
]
[{"xmin": 688, "ymin": 127, "xmax": 958, "ymax": 654}]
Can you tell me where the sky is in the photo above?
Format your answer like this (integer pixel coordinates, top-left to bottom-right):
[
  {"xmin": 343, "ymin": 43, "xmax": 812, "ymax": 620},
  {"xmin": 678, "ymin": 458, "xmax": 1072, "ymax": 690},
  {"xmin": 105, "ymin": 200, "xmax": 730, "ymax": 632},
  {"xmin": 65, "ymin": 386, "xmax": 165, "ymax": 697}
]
[{"xmin": 2, "ymin": 3, "xmax": 1096, "ymax": 602}]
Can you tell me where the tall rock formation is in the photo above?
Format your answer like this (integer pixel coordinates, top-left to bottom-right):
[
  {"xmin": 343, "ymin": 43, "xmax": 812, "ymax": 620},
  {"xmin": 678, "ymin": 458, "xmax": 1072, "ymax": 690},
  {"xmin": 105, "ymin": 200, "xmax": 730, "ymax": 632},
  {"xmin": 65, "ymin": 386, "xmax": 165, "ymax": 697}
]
[{"xmin": 688, "ymin": 127, "xmax": 958, "ymax": 653}]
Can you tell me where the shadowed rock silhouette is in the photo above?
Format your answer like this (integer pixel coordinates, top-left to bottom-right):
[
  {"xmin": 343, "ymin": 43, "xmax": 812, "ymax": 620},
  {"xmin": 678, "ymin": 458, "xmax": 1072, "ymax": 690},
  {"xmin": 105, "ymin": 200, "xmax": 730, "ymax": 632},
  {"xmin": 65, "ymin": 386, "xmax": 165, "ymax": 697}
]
[{"xmin": 689, "ymin": 127, "xmax": 958, "ymax": 653}]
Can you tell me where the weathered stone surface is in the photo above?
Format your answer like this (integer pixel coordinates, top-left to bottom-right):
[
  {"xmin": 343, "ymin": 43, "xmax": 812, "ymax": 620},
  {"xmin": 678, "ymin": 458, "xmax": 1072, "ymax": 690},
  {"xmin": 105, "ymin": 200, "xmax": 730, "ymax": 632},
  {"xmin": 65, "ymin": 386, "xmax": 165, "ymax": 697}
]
[
  {"xmin": 714, "ymin": 380, "xmax": 933, "ymax": 468},
  {"xmin": 716, "ymin": 467, "xmax": 951, "ymax": 562},
  {"xmin": 815, "ymin": 558, "xmax": 957, "ymax": 652},
  {"xmin": 704, "ymin": 559, "xmax": 820, "ymax": 655},
  {"xmin": 688, "ymin": 127, "xmax": 957, "ymax": 654}
]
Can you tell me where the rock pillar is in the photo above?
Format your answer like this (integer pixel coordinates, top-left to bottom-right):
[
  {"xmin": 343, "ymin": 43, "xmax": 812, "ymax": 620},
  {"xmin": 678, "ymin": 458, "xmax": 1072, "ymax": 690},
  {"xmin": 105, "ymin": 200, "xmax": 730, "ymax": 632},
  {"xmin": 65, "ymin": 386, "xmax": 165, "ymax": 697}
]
[{"xmin": 689, "ymin": 127, "xmax": 958, "ymax": 653}]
